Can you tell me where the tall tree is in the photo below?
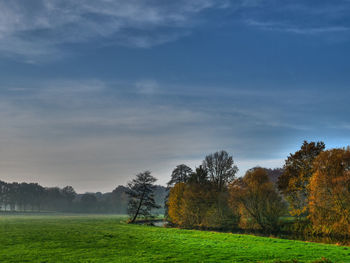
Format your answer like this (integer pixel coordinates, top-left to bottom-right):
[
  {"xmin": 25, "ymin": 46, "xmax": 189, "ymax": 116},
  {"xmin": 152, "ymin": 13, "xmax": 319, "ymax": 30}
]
[
  {"xmin": 126, "ymin": 171, "xmax": 160, "ymax": 223},
  {"xmin": 277, "ymin": 141, "xmax": 325, "ymax": 217},
  {"xmin": 309, "ymin": 148, "xmax": 350, "ymax": 236},
  {"xmin": 203, "ymin": 150, "xmax": 238, "ymax": 190},
  {"xmin": 167, "ymin": 164, "xmax": 193, "ymax": 187}
]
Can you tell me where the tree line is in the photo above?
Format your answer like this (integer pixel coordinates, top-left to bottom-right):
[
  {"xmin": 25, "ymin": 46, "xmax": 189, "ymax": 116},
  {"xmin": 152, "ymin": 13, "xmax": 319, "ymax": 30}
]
[
  {"xmin": 126, "ymin": 141, "xmax": 350, "ymax": 238},
  {"xmin": 164, "ymin": 151, "xmax": 287, "ymax": 232},
  {"xmin": 0, "ymin": 181, "xmax": 166, "ymax": 214}
]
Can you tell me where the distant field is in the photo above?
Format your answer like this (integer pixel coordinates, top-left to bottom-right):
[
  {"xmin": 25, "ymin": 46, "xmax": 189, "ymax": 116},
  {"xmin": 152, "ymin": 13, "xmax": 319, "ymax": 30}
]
[{"xmin": 0, "ymin": 215, "xmax": 349, "ymax": 262}]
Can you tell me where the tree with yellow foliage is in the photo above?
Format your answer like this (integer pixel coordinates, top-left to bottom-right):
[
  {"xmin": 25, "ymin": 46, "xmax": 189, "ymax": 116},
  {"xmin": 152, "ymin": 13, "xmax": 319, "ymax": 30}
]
[
  {"xmin": 167, "ymin": 182, "xmax": 186, "ymax": 226},
  {"xmin": 230, "ymin": 168, "xmax": 287, "ymax": 232},
  {"xmin": 167, "ymin": 166, "xmax": 238, "ymax": 229},
  {"xmin": 309, "ymin": 148, "xmax": 350, "ymax": 236},
  {"xmin": 277, "ymin": 141, "xmax": 325, "ymax": 218}
]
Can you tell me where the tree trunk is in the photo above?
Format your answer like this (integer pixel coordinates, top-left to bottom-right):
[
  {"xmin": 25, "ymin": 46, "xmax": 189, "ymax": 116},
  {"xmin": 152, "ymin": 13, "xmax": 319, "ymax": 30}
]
[{"xmin": 130, "ymin": 190, "xmax": 146, "ymax": 223}]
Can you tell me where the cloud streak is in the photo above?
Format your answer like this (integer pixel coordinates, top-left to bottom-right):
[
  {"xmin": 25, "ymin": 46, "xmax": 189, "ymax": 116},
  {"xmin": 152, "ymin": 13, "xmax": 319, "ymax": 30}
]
[
  {"xmin": 0, "ymin": 0, "xmax": 229, "ymax": 60},
  {"xmin": 240, "ymin": 0, "xmax": 350, "ymax": 35},
  {"xmin": 245, "ymin": 19, "xmax": 350, "ymax": 35}
]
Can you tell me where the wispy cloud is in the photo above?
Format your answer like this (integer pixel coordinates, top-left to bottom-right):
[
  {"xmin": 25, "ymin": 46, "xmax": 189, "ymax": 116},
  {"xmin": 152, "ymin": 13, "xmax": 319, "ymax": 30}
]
[
  {"xmin": 1, "ymin": 0, "xmax": 349, "ymax": 61},
  {"xmin": 241, "ymin": 0, "xmax": 350, "ymax": 35},
  {"xmin": 135, "ymin": 79, "xmax": 159, "ymax": 95},
  {"xmin": 0, "ymin": 0, "xmax": 229, "ymax": 60},
  {"xmin": 245, "ymin": 19, "xmax": 350, "ymax": 35}
]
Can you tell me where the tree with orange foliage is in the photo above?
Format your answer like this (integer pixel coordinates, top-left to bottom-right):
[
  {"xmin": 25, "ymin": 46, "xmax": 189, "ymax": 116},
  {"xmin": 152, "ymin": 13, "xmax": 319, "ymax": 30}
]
[
  {"xmin": 167, "ymin": 182, "xmax": 186, "ymax": 226},
  {"xmin": 277, "ymin": 141, "xmax": 325, "ymax": 218},
  {"xmin": 230, "ymin": 168, "xmax": 286, "ymax": 232},
  {"xmin": 167, "ymin": 175, "xmax": 213, "ymax": 227},
  {"xmin": 167, "ymin": 166, "xmax": 238, "ymax": 229},
  {"xmin": 309, "ymin": 148, "xmax": 350, "ymax": 236},
  {"xmin": 164, "ymin": 164, "xmax": 192, "ymax": 219},
  {"xmin": 167, "ymin": 166, "xmax": 207, "ymax": 227}
]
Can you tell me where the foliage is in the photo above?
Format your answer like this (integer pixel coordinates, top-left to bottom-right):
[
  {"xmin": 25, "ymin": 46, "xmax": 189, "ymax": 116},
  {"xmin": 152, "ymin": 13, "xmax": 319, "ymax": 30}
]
[
  {"xmin": 167, "ymin": 165, "xmax": 238, "ymax": 229},
  {"xmin": 277, "ymin": 141, "xmax": 325, "ymax": 217},
  {"xmin": 167, "ymin": 182, "xmax": 186, "ymax": 226},
  {"xmin": 229, "ymin": 168, "xmax": 287, "ymax": 232},
  {"xmin": 126, "ymin": 171, "xmax": 160, "ymax": 223},
  {"xmin": 309, "ymin": 148, "xmax": 350, "ymax": 236},
  {"xmin": 167, "ymin": 181, "xmax": 218, "ymax": 228},
  {"xmin": 164, "ymin": 164, "xmax": 192, "ymax": 218},
  {"xmin": 167, "ymin": 164, "xmax": 193, "ymax": 187},
  {"xmin": 0, "ymin": 215, "xmax": 348, "ymax": 262}
]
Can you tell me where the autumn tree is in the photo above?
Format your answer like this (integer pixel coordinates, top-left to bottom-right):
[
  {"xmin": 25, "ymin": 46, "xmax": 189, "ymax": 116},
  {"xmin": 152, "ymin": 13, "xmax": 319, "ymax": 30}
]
[
  {"xmin": 230, "ymin": 168, "xmax": 287, "ymax": 232},
  {"xmin": 167, "ymin": 182, "xmax": 186, "ymax": 226},
  {"xmin": 203, "ymin": 150, "xmax": 238, "ymax": 190},
  {"xmin": 167, "ymin": 167, "xmax": 212, "ymax": 227},
  {"xmin": 181, "ymin": 181, "xmax": 215, "ymax": 228},
  {"xmin": 126, "ymin": 171, "xmax": 160, "ymax": 223},
  {"xmin": 309, "ymin": 148, "xmax": 350, "ymax": 236},
  {"xmin": 168, "ymin": 165, "xmax": 238, "ymax": 229},
  {"xmin": 277, "ymin": 141, "xmax": 325, "ymax": 217},
  {"xmin": 164, "ymin": 164, "xmax": 192, "ymax": 218}
]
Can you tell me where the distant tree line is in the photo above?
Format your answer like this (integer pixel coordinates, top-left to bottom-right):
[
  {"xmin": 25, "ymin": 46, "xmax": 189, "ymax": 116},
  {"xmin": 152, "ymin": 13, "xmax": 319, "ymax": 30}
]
[
  {"xmin": 0, "ymin": 181, "xmax": 166, "ymax": 214},
  {"xmin": 165, "ymin": 143, "xmax": 350, "ymax": 238}
]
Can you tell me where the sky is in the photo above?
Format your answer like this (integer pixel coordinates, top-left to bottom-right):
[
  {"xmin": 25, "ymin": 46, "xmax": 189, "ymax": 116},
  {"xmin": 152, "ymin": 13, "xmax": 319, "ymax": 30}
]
[{"xmin": 0, "ymin": 0, "xmax": 350, "ymax": 193}]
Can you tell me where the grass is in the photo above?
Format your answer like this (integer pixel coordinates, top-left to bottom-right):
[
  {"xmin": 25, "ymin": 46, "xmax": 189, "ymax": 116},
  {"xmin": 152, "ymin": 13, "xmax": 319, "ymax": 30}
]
[{"xmin": 0, "ymin": 214, "xmax": 349, "ymax": 262}]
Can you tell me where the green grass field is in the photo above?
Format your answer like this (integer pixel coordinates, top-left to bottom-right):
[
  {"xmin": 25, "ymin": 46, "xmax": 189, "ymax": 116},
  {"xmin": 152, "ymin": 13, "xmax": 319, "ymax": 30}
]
[{"xmin": 0, "ymin": 214, "xmax": 349, "ymax": 262}]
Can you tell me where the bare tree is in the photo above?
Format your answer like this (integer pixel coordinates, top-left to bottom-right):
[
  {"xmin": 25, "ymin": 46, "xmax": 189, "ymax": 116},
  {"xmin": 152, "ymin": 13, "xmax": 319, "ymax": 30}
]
[
  {"xmin": 126, "ymin": 171, "xmax": 160, "ymax": 223},
  {"xmin": 203, "ymin": 150, "xmax": 238, "ymax": 190}
]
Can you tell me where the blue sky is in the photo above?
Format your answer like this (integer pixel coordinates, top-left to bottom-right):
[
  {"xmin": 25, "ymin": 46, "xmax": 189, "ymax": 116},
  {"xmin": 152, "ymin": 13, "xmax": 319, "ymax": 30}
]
[{"xmin": 0, "ymin": 0, "xmax": 349, "ymax": 192}]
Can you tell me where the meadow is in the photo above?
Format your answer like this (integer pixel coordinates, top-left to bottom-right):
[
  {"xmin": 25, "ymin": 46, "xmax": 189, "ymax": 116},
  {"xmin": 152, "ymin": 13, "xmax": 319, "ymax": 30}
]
[{"xmin": 0, "ymin": 214, "xmax": 349, "ymax": 263}]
